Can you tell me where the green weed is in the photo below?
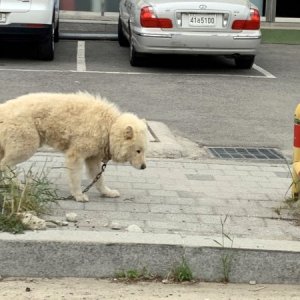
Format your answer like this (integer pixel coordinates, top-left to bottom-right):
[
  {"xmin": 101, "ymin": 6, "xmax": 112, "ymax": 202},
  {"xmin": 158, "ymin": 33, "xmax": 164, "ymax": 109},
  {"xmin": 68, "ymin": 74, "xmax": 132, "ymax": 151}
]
[
  {"xmin": 0, "ymin": 166, "xmax": 58, "ymax": 233},
  {"xmin": 168, "ymin": 258, "xmax": 193, "ymax": 282},
  {"xmin": 213, "ymin": 215, "xmax": 234, "ymax": 283}
]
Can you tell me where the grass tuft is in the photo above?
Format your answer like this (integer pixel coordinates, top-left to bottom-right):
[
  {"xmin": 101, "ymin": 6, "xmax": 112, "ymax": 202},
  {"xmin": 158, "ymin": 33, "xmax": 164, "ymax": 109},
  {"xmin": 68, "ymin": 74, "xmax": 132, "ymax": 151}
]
[
  {"xmin": 0, "ymin": 166, "xmax": 58, "ymax": 233},
  {"xmin": 115, "ymin": 268, "xmax": 157, "ymax": 282},
  {"xmin": 0, "ymin": 214, "xmax": 27, "ymax": 234},
  {"xmin": 171, "ymin": 258, "xmax": 193, "ymax": 282}
]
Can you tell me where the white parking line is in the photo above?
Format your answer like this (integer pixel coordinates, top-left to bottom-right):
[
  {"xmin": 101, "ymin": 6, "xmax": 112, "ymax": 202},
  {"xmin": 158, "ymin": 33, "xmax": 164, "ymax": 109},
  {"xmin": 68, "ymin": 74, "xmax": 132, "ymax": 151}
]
[
  {"xmin": 253, "ymin": 64, "xmax": 276, "ymax": 79},
  {"xmin": 0, "ymin": 66, "xmax": 275, "ymax": 79},
  {"xmin": 77, "ymin": 41, "xmax": 86, "ymax": 72}
]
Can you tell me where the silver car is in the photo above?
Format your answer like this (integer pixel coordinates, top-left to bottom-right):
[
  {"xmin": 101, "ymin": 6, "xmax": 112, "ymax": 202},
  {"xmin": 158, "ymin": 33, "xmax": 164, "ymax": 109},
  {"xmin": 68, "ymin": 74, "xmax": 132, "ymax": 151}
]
[
  {"xmin": 0, "ymin": 0, "xmax": 60, "ymax": 60},
  {"xmin": 118, "ymin": 0, "xmax": 261, "ymax": 68}
]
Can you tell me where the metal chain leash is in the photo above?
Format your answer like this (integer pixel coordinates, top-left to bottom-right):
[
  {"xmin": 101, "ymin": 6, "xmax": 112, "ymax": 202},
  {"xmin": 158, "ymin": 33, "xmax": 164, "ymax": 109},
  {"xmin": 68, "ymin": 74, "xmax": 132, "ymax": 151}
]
[
  {"xmin": 58, "ymin": 162, "xmax": 107, "ymax": 201},
  {"xmin": 82, "ymin": 162, "xmax": 107, "ymax": 194}
]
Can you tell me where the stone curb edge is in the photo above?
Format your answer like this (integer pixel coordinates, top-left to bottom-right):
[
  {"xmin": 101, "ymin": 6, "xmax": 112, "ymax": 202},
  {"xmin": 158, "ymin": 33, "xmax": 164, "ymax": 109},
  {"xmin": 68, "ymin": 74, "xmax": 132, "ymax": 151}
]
[{"xmin": 1, "ymin": 231, "xmax": 300, "ymax": 283}]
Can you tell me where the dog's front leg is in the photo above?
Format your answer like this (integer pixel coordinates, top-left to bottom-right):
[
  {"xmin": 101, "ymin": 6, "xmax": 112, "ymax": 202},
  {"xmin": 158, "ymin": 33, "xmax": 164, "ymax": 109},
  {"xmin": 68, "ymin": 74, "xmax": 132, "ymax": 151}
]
[
  {"xmin": 66, "ymin": 153, "xmax": 89, "ymax": 202},
  {"xmin": 85, "ymin": 157, "xmax": 120, "ymax": 198}
]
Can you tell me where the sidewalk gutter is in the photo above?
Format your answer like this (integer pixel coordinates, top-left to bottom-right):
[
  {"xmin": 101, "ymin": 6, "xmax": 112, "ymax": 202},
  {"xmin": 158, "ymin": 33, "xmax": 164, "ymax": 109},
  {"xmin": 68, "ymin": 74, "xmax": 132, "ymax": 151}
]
[
  {"xmin": 60, "ymin": 32, "xmax": 117, "ymax": 41},
  {"xmin": 1, "ymin": 231, "xmax": 300, "ymax": 283}
]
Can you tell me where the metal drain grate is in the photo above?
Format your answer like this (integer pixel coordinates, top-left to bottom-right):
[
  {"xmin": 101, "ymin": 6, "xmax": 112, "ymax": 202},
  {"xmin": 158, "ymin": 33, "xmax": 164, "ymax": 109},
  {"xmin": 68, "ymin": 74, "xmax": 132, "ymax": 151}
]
[{"xmin": 208, "ymin": 147, "xmax": 285, "ymax": 160}]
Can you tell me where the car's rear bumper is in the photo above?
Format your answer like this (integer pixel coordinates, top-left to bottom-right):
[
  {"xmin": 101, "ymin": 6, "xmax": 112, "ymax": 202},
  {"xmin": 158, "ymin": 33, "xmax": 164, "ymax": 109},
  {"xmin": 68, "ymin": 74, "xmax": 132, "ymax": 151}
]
[
  {"xmin": 0, "ymin": 24, "xmax": 51, "ymax": 42},
  {"xmin": 132, "ymin": 29, "xmax": 261, "ymax": 55}
]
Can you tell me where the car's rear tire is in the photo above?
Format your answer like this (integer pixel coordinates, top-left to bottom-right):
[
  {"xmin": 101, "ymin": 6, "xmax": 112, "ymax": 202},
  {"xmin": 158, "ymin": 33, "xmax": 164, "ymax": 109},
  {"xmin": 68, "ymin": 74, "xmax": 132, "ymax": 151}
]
[
  {"xmin": 54, "ymin": 19, "xmax": 59, "ymax": 43},
  {"xmin": 130, "ymin": 39, "xmax": 143, "ymax": 67},
  {"xmin": 234, "ymin": 55, "xmax": 255, "ymax": 69},
  {"xmin": 38, "ymin": 22, "xmax": 55, "ymax": 61},
  {"xmin": 118, "ymin": 17, "xmax": 129, "ymax": 47}
]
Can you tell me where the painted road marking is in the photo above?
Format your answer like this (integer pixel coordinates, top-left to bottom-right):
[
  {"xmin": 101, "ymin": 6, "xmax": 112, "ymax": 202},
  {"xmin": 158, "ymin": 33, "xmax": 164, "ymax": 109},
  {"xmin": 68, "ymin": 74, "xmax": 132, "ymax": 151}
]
[
  {"xmin": 0, "ymin": 67, "xmax": 276, "ymax": 79},
  {"xmin": 253, "ymin": 64, "xmax": 276, "ymax": 79},
  {"xmin": 77, "ymin": 41, "xmax": 86, "ymax": 72}
]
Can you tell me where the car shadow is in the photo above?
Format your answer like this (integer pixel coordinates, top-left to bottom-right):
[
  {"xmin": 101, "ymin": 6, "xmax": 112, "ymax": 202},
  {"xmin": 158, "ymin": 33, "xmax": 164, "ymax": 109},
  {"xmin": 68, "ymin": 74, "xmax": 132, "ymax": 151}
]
[
  {"xmin": 0, "ymin": 42, "xmax": 38, "ymax": 60},
  {"xmin": 135, "ymin": 54, "xmax": 238, "ymax": 73}
]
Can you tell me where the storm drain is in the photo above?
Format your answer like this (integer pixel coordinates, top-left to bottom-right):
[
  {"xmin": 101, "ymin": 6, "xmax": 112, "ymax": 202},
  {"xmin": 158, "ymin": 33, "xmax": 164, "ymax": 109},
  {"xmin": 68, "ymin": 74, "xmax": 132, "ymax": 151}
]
[{"xmin": 208, "ymin": 147, "xmax": 285, "ymax": 160}]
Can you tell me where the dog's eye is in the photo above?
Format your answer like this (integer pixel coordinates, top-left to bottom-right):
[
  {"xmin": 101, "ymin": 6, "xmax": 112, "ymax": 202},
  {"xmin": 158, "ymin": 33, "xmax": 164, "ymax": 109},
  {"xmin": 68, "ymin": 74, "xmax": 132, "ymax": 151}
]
[{"xmin": 137, "ymin": 150, "xmax": 141, "ymax": 154}]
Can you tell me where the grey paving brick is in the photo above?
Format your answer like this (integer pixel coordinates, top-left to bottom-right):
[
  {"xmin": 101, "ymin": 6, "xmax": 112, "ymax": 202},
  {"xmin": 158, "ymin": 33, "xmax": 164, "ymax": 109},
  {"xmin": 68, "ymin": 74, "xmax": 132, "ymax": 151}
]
[
  {"xmin": 180, "ymin": 205, "xmax": 214, "ymax": 215},
  {"xmin": 161, "ymin": 185, "xmax": 192, "ymax": 191},
  {"xmin": 149, "ymin": 190, "xmax": 179, "ymax": 197},
  {"xmin": 213, "ymin": 175, "xmax": 243, "ymax": 181},
  {"xmin": 196, "ymin": 169, "xmax": 225, "ymax": 176},
  {"xmin": 56, "ymin": 200, "xmax": 85, "ymax": 210},
  {"xmin": 275, "ymin": 171, "xmax": 291, "ymax": 178},
  {"xmin": 199, "ymin": 215, "xmax": 231, "ymax": 225},
  {"xmin": 132, "ymin": 182, "xmax": 162, "ymax": 190},
  {"xmin": 234, "ymin": 165, "xmax": 261, "ymax": 171},
  {"xmin": 182, "ymin": 162, "xmax": 209, "ymax": 169},
  {"xmin": 150, "ymin": 204, "xmax": 183, "ymax": 214},
  {"xmin": 146, "ymin": 220, "xmax": 188, "ymax": 231},
  {"xmin": 177, "ymin": 191, "xmax": 205, "ymax": 198},
  {"xmin": 84, "ymin": 202, "xmax": 117, "ymax": 212},
  {"xmin": 117, "ymin": 176, "xmax": 147, "ymax": 183},
  {"xmin": 164, "ymin": 213, "xmax": 199, "ymax": 223},
  {"xmin": 116, "ymin": 203, "xmax": 149, "ymax": 213},
  {"xmin": 163, "ymin": 197, "xmax": 196, "ymax": 205},
  {"xmin": 186, "ymin": 174, "xmax": 215, "ymax": 181}
]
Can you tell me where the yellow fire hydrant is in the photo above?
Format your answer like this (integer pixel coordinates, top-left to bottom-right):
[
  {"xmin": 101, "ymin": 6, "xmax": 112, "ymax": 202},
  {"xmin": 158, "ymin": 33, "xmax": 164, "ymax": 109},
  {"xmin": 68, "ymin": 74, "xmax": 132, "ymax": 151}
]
[{"xmin": 292, "ymin": 104, "xmax": 300, "ymax": 200}]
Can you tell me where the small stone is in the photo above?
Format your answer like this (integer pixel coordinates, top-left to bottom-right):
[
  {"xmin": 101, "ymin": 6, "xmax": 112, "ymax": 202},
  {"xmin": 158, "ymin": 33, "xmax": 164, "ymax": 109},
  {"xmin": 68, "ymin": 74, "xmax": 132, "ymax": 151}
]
[
  {"xmin": 19, "ymin": 213, "xmax": 46, "ymax": 230},
  {"xmin": 249, "ymin": 280, "xmax": 256, "ymax": 285},
  {"xmin": 61, "ymin": 221, "xmax": 69, "ymax": 226},
  {"xmin": 66, "ymin": 213, "xmax": 78, "ymax": 222},
  {"xmin": 111, "ymin": 222, "xmax": 121, "ymax": 230},
  {"xmin": 126, "ymin": 224, "xmax": 143, "ymax": 233},
  {"xmin": 25, "ymin": 287, "xmax": 31, "ymax": 292},
  {"xmin": 46, "ymin": 222, "xmax": 57, "ymax": 228},
  {"xmin": 162, "ymin": 279, "xmax": 169, "ymax": 284}
]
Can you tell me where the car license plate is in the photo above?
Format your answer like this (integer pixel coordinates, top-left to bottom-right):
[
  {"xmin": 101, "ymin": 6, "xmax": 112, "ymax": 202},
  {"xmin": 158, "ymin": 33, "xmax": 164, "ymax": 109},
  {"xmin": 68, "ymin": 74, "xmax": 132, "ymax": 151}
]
[
  {"xmin": 188, "ymin": 14, "xmax": 216, "ymax": 27},
  {"xmin": 0, "ymin": 13, "xmax": 6, "ymax": 23}
]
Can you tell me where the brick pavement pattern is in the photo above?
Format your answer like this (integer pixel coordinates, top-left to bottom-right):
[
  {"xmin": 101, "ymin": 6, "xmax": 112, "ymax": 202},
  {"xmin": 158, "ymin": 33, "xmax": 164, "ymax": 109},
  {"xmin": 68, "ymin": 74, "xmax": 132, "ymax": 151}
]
[{"xmin": 19, "ymin": 152, "xmax": 299, "ymax": 241}]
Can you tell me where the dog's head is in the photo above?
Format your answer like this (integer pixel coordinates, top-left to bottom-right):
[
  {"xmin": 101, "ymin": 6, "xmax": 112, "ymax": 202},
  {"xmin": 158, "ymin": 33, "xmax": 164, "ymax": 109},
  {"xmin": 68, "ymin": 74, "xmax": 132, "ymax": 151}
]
[{"xmin": 110, "ymin": 113, "xmax": 147, "ymax": 170}]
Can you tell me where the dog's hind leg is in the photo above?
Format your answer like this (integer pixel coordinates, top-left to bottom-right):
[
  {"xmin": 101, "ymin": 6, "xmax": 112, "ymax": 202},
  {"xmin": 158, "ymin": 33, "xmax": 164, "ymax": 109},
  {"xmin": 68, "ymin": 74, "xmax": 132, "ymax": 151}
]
[
  {"xmin": 85, "ymin": 157, "xmax": 120, "ymax": 198},
  {"xmin": 65, "ymin": 150, "xmax": 88, "ymax": 202},
  {"xmin": 0, "ymin": 128, "xmax": 40, "ymax": 188},
  {"xmin": 0, "ymin": 128, "xmax": 40, "ymax": 171}
]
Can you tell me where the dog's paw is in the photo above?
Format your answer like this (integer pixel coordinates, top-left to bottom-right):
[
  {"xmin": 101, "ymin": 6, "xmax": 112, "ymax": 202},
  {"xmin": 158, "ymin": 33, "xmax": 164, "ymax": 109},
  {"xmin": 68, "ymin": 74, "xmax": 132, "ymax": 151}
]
[
  {"xmin": 74, "ymin": 193, "xmax": 89, "ymax": 202},
  {"xmin": 102, "ymin": 188, "xmax": 120, "ymax": 198}
]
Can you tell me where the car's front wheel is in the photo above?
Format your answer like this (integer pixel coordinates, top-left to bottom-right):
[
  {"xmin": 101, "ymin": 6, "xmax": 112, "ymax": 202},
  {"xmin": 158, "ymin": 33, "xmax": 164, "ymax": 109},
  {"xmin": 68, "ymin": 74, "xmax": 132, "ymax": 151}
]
[
  {"xmin": 37, "ymin": 21, "xmax": 55, "ymax": 61},
  {"xmin": 234, "ymin": 55, "xmax": 255, "ymax": 69}
]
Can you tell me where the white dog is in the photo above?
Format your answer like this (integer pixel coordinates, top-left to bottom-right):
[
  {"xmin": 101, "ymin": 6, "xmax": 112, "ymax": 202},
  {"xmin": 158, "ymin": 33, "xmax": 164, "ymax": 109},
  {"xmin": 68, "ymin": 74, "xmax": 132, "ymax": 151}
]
[{"xmin": 0, "ymin": 92, "xmax": 147, "ymax": 202}]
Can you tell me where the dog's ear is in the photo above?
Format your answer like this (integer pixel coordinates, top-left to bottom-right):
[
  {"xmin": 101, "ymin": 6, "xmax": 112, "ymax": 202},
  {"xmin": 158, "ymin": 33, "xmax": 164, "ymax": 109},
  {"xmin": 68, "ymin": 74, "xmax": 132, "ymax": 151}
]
[{"xmin": 124, "ymin": 126, "xmax": 134, "ymax": 140}]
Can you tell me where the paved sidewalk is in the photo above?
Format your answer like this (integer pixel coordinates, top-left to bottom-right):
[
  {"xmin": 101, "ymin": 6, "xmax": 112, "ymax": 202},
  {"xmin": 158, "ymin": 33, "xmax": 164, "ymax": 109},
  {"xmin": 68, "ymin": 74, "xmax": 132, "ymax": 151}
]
[{"xmin": 19, "ymin": 151, "xmax": 296, "ymax": 241}]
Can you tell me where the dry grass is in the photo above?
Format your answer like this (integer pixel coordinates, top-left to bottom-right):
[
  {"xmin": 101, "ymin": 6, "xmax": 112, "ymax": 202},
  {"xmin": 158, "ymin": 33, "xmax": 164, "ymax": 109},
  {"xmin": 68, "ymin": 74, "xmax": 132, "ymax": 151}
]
[{"xmin": 0, "ymin": 166, "xmax": 58, "ymax": 233}]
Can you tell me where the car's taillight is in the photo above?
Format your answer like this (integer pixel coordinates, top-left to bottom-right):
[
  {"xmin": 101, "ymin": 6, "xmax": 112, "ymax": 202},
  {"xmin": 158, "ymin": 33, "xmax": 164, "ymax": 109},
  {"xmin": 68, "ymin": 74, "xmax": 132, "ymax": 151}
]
[
  {"xmin": 232, "ymin": 8, "xmax": 260, "ymax": 30},
  {"xmin": 140, "ymin": 6, "xmax": 173, "ymax": 28}
]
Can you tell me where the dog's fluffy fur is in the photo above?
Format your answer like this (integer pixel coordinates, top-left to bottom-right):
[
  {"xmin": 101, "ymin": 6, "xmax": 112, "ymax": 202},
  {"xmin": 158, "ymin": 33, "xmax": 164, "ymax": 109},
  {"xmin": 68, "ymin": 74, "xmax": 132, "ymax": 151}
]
[{"xmin": 0, "ymin": 92, "xmax": 147, "ymax": 202}]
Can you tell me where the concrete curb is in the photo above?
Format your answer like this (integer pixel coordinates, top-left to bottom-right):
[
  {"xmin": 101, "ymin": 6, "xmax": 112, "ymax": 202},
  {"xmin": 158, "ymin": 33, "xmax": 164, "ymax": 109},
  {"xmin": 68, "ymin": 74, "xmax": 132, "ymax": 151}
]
[{"xmin": 1, "ymin": 230, "xmax": 300, "ymax": 283}]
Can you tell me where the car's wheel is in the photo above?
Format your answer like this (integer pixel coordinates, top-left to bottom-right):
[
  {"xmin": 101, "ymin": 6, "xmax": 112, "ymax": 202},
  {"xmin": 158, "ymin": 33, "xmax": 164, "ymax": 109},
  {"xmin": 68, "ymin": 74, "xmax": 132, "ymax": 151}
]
[
  {"xmin": 234, "ymin": 55, "xmax": 255, "ymax": 69},
  {"xmin": 130, "ymin": 38, "xmax": 143, "ymax": 67},
  {"xmin": 38, "ymin": 21, "xmax": 55, "ymax": 61},
  {"xmin": 118, "ymin": 17, "xmax": 129, "ymax": 47},
  {"xmin": 54, "ymin": 18, "xmax": 59, "ymax": 43}
]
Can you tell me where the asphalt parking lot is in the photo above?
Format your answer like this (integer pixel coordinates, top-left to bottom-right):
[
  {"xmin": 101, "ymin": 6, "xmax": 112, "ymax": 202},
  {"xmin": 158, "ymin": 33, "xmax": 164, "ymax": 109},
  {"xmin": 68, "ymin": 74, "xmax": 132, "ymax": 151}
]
[{"xmin": 0, "ymin": 40, "xmax": 299, "ymax": 158}]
